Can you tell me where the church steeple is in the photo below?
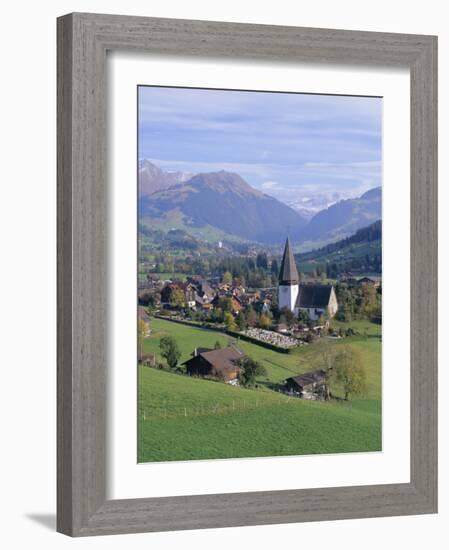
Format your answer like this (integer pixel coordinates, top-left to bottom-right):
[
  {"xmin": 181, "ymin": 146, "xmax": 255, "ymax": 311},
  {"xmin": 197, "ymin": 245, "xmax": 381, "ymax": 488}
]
[{"xmin": 278, "ymin": 237, "xmax": 299, "ymax": 285}]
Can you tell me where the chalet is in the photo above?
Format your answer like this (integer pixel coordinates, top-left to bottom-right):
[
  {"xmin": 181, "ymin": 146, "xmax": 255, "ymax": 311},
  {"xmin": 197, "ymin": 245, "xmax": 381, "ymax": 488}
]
[
  {"xmin": 278, "ymin": 237, "xmax": 338, "ymax": 321},
  {"xmin": 160, "ymin": 282, "xmax": 196, "ymax": 308},
  {"xmin": 285, "ymin": 369, "xmax": 329, "ymax": 400},
  {"xmin": 211, "ymin": 293, "xmax": 243, "ymax": 314},
  {"xmin": 191, "ymin": 279, "xmax": 215, "ymax": 308},
  {"xmin": 357, "ymin": 276, "xmax": 380, "ymax": 288},
  {"xmin": 183, "ymin": 346, "xmax": 245, "ymax": 383}
]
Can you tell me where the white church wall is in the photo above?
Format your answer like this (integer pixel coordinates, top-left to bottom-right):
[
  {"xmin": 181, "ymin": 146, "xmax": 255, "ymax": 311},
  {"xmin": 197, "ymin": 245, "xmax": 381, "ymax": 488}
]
[{"xmin": 278, "ymin": 283, "xmax": 299, "ymax": 312}]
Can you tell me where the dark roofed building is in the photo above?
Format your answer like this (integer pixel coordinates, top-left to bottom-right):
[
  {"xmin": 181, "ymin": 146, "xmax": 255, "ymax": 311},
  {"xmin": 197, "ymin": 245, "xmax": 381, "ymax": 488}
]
[
  {"xmin": 295, "ymin": 284, "xmax": 338, "ymax": 321},
  {"xmin": 183, "ymin": 346, "xmax": 245, "ymax": 383},
  {"xmin": 285, "ymin": 369, "xmax": 329, "ymax": 400}
]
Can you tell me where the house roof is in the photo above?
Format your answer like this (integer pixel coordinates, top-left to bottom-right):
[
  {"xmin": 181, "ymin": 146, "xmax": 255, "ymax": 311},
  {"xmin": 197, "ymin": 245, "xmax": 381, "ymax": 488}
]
[
  {"xmin": 278, "ymin": 237, "xmax": 299, "ymax": 284},
  {"xmin": 191, "ymin": 347, "xmax": 212, "ymax": 356},
  {"xmin": 295, "ymin": 284, "xmax": 334, "ymax": 309},
  {"xmin": 184, "ymin": 346, "xmax": 245, "ymax": 373},
  {"xmin": 287, "ymin": 369, "xmax": 327, "ymax": 388}
]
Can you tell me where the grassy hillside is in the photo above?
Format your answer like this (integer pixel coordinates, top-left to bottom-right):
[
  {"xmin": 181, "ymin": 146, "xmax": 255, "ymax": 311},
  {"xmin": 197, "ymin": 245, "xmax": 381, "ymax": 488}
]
[
  {"xmin": 139, "ymin": 318, "xmax": 381, "ymax": 462},
  {"xmin": 139, "ymin": 367, "xmax": 381, "ymax": 462}
]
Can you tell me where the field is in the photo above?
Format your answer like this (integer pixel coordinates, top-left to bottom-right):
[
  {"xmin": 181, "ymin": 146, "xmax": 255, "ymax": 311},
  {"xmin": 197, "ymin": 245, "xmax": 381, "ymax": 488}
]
[{"xmin": 138, "ymin": 318, "xmax": 381, "ymax": 462}]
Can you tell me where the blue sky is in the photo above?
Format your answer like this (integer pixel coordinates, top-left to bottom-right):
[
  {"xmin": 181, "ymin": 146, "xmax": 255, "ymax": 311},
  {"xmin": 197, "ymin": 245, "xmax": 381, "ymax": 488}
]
[{"xmin": 138, "ymin": 86, "xmax": 382, "ymax": 207}]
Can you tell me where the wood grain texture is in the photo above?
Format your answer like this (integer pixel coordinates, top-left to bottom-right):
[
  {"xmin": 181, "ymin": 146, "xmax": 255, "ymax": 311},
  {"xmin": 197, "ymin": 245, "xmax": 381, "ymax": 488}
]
[{"xmin": 57, "ymin": 12, "xmax": 438, "ymax": 536}]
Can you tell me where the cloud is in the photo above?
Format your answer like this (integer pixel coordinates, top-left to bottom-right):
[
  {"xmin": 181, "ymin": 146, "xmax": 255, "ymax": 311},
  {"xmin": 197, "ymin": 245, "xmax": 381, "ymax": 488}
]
[
  {"xmin": 138, "ymin": 86, "xmax": 382, "ymax": 200},
  {"xmin": 260, "ymin": 180, "xmax": 280, "ymax": 190}
]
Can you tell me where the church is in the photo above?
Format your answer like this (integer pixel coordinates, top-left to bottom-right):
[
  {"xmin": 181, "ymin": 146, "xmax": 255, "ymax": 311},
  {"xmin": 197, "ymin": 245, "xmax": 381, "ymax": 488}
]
[{"xmin": 278, "ymin": 237, "xmax": 338, "ymax": 321}]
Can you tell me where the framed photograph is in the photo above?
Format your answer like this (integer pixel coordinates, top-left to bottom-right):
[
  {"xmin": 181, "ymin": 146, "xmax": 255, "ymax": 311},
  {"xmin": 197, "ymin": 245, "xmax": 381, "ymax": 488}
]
[{"xmin": 57, "ymin": 13, "xmax": 437, "ymax": 536}]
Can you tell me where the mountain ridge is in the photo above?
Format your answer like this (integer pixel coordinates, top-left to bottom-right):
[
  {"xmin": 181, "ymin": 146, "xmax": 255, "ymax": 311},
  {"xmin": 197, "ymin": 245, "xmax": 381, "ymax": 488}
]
[
  {"xmin": 138, "ymin": 160, "xmax": 381, "ymax": 247},
  {"xmin": 140, "ymin": 169, "xmax": 308, "ymax": 244}
]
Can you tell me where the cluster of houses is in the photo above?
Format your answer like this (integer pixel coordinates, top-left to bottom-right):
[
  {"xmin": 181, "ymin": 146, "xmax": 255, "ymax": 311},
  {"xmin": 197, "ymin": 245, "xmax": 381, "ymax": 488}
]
[{"xmin": 139, "ymin": 274, "xmax": 273, "ymax": 316}]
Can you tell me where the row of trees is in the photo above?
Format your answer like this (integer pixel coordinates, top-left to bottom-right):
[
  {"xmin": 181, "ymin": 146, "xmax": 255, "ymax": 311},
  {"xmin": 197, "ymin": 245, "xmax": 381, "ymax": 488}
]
[
  {"xmin": 325, "ymin": 254, "xmax": 382, "ymax": 278},
  {"xmin": 335, "ymin": 282, "xmax": 382, "ymax": 323}
]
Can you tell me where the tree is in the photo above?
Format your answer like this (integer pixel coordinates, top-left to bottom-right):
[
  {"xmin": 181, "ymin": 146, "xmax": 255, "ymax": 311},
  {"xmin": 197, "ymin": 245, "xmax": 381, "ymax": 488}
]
[
  {"xmin": 297, "ymin": 308, "xmax": 309, "ymax": 326},
  {"xmin": 258, "ymin": 313, "xmax": 272, "ymax": 329},
  {"xmin": 138, "ymin": 319, "xmax": 150, "ymax": 360},
  {"xmin": 222, "ymin": 271, "xmax": 232, "ymax": 285},
  {"xmin": 171, "ymin": 287, "xmax": 185, "ymax": 309},
  {"xmin": 224, "ymin": 311, "xmax": 237, "ymax": 332},
  {"xmin": 238, "ymin": 357, "xmax": 267, "ymax": 387},
  {"xmin": 280, "ymin": 306, "xmax": 296, "ymax": 328},
  {"xmin": 312, "ymin": 338, "xmax": 336, "ymax": 372},
  {"xmin": 329, "ymin": 346, "xmax": 366, "ymax": 400},
  {"xmin": 214, "ymin": 340, "xmax": 222, "ymax": 349},
  {"xmin": 271, "ymin": 258, "xmax": 279, "ymax": 275},
  {"xmin": 246, "ymin": 306, "xmax": 258, "ymax": 328},
  {"xmin": 159, "ymin": 336, "xmax": 181, "ymax": 370},
  {"xmin": 237, "ymin": 311, "xmax": 247, "ymax": 331}
]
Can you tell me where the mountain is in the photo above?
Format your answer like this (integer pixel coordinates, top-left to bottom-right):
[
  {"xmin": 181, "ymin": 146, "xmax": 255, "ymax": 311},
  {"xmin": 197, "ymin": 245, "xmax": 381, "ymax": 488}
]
[
  {"xmin": 296, "ymin": 220, "xmax": 382, "ymax": 276},
  {"xmin": 139, "ymin": 170, "xmax": 308, "ymax": 244},
  {"xmin": 139, "ymin": 159, "xmax": 192, "ymax": 197},
  {"xmin": 300, "ymin": 187, "xmax": 381, "ymax": 245},
  {"xmin": 284, "ymin": 191, "xmax": 346, "ymax": 221}
]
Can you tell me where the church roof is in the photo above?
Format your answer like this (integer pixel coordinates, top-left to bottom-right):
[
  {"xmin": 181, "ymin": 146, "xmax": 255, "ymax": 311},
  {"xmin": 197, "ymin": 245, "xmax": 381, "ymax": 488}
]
[
  {"xmin": 295, "ymin": 284, "xmax": 334, "ymax": 309},
  {"xmin": 278, "ymin": 238, "xmax": 299, "ymax": 284}
]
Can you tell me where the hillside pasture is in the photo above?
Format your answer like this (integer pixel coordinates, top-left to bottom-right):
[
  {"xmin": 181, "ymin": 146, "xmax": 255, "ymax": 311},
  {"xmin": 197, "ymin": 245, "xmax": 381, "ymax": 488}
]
[
  {"xmin": 138, "ymin": 367, "xmax": 381, "ymax": 462},
  {"xmin": 139, "ymin": 317, "xmax": 381, "ymax": 462}
]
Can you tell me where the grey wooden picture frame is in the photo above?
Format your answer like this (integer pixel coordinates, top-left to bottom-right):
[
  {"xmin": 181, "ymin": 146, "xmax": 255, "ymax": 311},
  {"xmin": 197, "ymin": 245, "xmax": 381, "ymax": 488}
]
[{"xmin": 57, "ymin": 12, "xmax": 438, "ymax": 537}]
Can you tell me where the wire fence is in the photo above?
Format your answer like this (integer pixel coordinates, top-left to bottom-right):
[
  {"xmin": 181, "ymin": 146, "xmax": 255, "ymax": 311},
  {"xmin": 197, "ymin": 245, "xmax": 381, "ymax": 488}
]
[{"xmin": 140, "ymin": 395, "xmax": 294, "ymax": 421}]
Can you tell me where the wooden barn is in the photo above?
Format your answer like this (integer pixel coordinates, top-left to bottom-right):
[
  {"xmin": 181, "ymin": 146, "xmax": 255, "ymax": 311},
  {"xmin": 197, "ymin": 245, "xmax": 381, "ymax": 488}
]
[
  {"xmin": 183, "ymin": 346, "xmax": 245, "ymax": 383},
  {"xmin": 285, "ymin": 369, "xmax": 329, "ymax": 400}
]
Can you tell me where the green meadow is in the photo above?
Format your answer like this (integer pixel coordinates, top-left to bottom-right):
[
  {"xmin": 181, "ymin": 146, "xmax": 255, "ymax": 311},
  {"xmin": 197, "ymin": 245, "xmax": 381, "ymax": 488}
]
[{"xmin": 138, "ymin": 317, "xmax": 382, "ymax": 462}]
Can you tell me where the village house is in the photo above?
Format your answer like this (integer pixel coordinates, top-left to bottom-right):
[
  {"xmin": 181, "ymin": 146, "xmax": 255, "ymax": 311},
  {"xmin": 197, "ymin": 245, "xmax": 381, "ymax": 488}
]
[
  {"xmin": 278, "ymin": 237, "xmax": 338, "ymax": 321},
  {"xmin": 285, "ymin": 369, "xmax": 329, "ymax": 400},
  {"xmin": 356, "ymin": 276, "xmax": 381, "ymax": 288},
  {"xmin": 183, "ymin": 346, "xmax": 245, "ymax": 383},
  {"xmin": 211, "ymin": 293, "xmax": 243, "ymax": 314},
  {"xmin": 160, "ymin": 282, "xmax": 197, "ymax": 309},
  {"xmin": 186, "ymin": 278, "xmax": 215, "ymax": 304}
]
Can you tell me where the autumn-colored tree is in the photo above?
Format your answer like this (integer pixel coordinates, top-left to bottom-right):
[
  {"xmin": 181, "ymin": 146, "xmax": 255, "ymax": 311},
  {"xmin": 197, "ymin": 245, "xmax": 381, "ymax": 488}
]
[
  {"xmin": 246, "ymin": 307, "xmax": 258, "ymax": 328},
  {"xmin": 222, "ymin": 271, "xmax": 233, "ymax": 285},
  {"xmin": 171, "ymin": 287, "xmax": 185, "ymax": 309},
  {"xmin": 137, "ymin": 319, "xmax": 150, "ymax": 360},
  {"xmin": 312, "ymin": 338, "xmax": 337, "ymax": 372},
  {"xmin": 258, "ymin": 313, "xmax": 272, "ymax": 329},
  {"xmin": 280, "ymin": 306, "xmax": 296, "ymax": 328},
  {"xmin": 224, "ymin": 311, "xmax": 237, "ymax": 332},
  {"xmin": 329, "ymin": 346, "xmax": 367, "ymax": 400}
]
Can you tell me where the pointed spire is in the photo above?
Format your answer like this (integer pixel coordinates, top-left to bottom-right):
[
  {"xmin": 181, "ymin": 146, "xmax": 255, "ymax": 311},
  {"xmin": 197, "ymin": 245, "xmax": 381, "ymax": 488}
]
[{"xmin": 278, "ymin": 237, "xmax": 299, "ymax": 284}]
